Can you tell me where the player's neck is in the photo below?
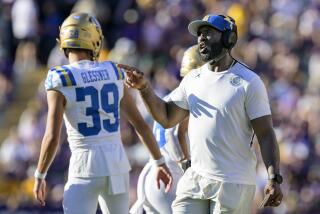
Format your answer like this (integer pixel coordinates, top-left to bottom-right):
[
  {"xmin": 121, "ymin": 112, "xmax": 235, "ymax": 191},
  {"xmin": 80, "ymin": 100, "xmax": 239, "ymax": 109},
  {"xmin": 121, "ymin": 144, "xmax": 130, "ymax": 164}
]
[
  {"xmin": 68, "ymin": 52, "xmax": 92, "ymax": 64},
  {"xmin": 208, "ymin": 53, "xmax": 234, "ymax": 72}
]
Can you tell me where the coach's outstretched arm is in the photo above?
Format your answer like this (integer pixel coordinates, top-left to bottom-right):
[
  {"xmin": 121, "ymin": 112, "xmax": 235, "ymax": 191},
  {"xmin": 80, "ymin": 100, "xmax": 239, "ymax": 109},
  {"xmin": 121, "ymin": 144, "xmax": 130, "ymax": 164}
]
[{"xmin": 118, "ymin": 64, "xmax": 188, "ymax": 128}]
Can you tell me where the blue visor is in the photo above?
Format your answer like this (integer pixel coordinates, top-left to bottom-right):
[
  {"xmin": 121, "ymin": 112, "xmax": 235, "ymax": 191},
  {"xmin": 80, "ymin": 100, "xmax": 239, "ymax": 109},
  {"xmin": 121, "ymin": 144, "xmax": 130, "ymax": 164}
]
[
  {"xmin": 207, "ymin": 15, "xmax": 233, "ymax": 31},
  {"xmin": 188, "ymin": 14, "xmax": 235, "ymax": 36}
]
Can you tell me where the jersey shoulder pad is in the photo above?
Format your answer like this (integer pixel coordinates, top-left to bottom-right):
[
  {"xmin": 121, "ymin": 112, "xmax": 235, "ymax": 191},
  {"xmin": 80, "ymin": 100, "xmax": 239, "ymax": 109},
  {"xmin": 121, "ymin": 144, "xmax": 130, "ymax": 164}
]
[
  {"xmin": 107, "ymin": 61, "xmax": 126, "ymax": 80},
  {"xmin": 45, "ymin": 65, "xmax": 77, "ymax": 90}
]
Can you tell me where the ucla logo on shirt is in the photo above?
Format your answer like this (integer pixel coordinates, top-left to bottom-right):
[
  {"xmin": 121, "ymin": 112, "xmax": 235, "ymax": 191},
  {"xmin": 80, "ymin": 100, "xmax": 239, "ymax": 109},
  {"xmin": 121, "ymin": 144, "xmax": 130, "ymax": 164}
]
[{"xmin": 230, "ymin": 75, "xmax": 242, "ymax": 86}]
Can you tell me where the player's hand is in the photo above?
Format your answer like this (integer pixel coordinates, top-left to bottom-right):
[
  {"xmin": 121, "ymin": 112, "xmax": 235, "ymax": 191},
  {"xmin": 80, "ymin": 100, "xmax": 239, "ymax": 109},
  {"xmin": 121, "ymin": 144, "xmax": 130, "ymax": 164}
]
[
  {"xmin": 155, "ymin": 163, "xmax": 172, "ymax": 193},
  {"xmin": 33, "ymin": 178, "xmax": 46, "ymax": 206},
  {"xmin": 261, "ymin": 180, "xmax": 283, "ymax": 207},
  {"xmin": 117, "ymin": 64, "xmax": 148, "ymax": 90}
]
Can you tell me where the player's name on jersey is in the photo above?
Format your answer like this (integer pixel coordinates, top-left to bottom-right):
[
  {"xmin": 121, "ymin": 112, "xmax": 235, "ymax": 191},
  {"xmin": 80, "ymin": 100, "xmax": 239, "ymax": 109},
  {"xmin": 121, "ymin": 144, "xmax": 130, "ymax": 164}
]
[{"xmin": 80, "ymin": 69, "xmax": 110, "ymax": 83}]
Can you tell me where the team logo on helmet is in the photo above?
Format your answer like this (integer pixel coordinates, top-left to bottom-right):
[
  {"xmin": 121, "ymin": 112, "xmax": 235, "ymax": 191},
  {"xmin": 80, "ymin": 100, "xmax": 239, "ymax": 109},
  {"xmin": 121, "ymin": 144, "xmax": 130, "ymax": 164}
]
[
  {"xmin": 203, "ymin": 15, "xmax": 210, "ymax": 22},
  {"xmin": 69, "ymin": 29, "xmax": 79, "ymax": 39},
  {"xmin": 224, "ymin": 16, "xmax": 234, "ymax": 30}
]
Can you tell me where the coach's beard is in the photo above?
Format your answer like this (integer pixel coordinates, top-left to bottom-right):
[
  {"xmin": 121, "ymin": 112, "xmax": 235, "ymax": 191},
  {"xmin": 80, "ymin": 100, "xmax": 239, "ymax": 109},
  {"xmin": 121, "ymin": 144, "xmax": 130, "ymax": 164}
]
[{"xmin": 200, "ymin": 42, "xmax": 225, "ymax": 63}]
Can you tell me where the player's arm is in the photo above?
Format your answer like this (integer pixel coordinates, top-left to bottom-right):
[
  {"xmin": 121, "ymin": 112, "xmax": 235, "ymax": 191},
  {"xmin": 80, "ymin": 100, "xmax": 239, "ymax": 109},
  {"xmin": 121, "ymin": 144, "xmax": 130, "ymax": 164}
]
[
  {"xmin": 251, "ymin": 115, "xmax": 283, "ymax": 207},
  {"xmin": 120, "ymin": 86, "xmax": 172, "ymax": 191},
  {"xmin": 121, "ymin": 87, "xmax": 163, "ymax": 161},
  {"xmin": 118, "ymin": 64, "xmax": 188, "ymax": 128},
  {"xmin": 37, "ymin": 90, "xmax": 65, "ymax": 174},
  {"xmin": 33, "ymin": 90, "xmax": 65, "ymax": 206},
  {"xmin": 177, "ymin": 116, "xmax": 190, "ymax": 161}
]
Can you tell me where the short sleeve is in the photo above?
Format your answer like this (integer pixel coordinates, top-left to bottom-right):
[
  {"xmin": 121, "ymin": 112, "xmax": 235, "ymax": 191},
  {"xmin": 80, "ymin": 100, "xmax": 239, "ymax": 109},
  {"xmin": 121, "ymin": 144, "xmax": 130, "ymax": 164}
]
[
  {"xmin": 45, "ymin": 68, "xmax": 63, "ymax": 91},
  {"xmin": 167, "ymin": 77, "xmax": 189, "ymax": 110},
  {"xmin": 245, "ymin": 77, "xmax": 271, "ymax": 120},
  {"xmin": 44, "ymin": 66, "xmax": 77, "ymax": 91},
  {"xmin": 109, "ymin": 62, "xmax": 125, "ymax": 81}
]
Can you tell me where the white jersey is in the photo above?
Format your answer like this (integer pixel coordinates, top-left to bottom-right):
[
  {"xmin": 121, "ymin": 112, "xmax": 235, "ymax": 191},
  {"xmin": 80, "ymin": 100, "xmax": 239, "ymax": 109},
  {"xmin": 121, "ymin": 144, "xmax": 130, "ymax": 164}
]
[
  {"xmin": 130, "ymin": 122, "xmax": 185, "ymax": 214},
  {"xmin": 44, "ymin": 60, "xmax": 131, "ymax": 177},
  {"xmin": 151, "ymin": 94, "xmax": 186, "ymax": 171},
  {"xmin": 169, "ymin": 61, "xmax": 271, "ymax": 185},
  {"xmin": 153, "ymin": 121, "xmax": 185, "ymax": 169}
]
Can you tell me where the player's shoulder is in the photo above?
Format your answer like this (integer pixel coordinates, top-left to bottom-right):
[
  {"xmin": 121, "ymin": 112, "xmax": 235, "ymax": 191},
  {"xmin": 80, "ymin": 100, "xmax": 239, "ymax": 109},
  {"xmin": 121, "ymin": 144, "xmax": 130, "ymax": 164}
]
[
  {"xmin": 233, "ymin": 60, "xmax": 261, "ymax": 82},
  {"xmin": 98, "ymin": 60, "xmax": 126, "ymax": 81},
  {"xmin": 97, "ymin": 60, "xmax": 114, "ymax": 67},
  {"xmin": 232, "ymin": 61, "xmax": 266, "ymax": 91},
  {"xmin": 47, "ymin": 65, "xmax": 77, "ymax": 87},
  {"xmin": 45, "ymin": 64, "xmax": 77, "ymax": 90},
  {"xmin": 182, "ymin": 64, "xmax": 204, "ymax": 80},
  {"xmin": 49, "ymin": 63, "xmax": 72, "ymax": 72}
]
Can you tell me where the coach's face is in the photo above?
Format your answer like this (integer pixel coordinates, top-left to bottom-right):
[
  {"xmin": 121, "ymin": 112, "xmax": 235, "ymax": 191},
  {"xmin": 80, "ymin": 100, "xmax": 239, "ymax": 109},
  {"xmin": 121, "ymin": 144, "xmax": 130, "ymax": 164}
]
[{"xmin": 197, "ymin": 26, "xmax": 224, "ymax": 62}]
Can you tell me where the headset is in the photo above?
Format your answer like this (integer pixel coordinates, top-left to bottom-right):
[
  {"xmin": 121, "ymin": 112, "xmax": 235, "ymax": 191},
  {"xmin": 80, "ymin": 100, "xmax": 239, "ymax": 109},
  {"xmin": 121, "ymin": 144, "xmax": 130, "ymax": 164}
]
[
  {"xmin": 217, "ymin": 15, "xmax": 238, "ymax": 49},
  {"xmin": 188, "ymin": 14, "xmax": 239, "ymax": 63}
]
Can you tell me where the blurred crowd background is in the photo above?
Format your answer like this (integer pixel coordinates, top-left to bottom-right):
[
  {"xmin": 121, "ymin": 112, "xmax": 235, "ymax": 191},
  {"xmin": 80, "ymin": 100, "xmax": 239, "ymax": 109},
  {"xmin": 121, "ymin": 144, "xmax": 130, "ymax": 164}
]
[{"xmin": 0, "ymin": 0, "xmax": 320, "ymax": 213}]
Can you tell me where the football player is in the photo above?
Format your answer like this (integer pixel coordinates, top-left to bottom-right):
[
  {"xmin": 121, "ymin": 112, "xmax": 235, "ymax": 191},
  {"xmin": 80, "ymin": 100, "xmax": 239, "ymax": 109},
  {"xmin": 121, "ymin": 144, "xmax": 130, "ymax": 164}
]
[
  {"xmin": 33, "ymin": 12, "xmax": 172, "ymax": 214},
  {"xmin": 130, "ymin": 45, "xmax": 204, "ymax": 214}
]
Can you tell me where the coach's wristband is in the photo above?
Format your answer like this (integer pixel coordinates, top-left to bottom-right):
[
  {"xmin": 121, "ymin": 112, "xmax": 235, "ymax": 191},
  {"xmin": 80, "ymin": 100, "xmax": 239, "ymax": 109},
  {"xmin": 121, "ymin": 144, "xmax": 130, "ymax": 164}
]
[
  {"xmin": 34, "ymin": 169, "xmax": 47, "ymax": 179},
  {"xmin": 179, "ymin": 159, "xmax": 191, "ymax": 172},
  {"xmin": 151, "ymin": 156, "xmax": 166, "ymax": 166}
]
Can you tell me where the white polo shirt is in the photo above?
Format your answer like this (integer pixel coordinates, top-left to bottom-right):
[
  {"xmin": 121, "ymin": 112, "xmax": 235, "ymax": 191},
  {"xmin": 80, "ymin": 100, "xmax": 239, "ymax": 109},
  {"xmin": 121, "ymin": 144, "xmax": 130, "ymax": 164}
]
[{"xmin": 169, "ymin": 61, "xmax": 271, "ymax": 185}]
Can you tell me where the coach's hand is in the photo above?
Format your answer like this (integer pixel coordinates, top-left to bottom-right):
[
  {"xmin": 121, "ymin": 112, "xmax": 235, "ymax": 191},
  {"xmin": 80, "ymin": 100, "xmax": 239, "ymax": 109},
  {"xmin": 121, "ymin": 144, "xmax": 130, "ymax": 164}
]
[
  {"xmin": 156, "ymin": 163, "xmax": 173, "ymax": 193},
  {"xmin": 33, "ymin": 178, "xmax": 46, "ymax": 206},
  {"xmin": 262, "ymin": 181, "xmax": 283, "ymax": 207},
  {"xmin": 117, "ymin": 64, "xmax": 148, "ymax": 90}
]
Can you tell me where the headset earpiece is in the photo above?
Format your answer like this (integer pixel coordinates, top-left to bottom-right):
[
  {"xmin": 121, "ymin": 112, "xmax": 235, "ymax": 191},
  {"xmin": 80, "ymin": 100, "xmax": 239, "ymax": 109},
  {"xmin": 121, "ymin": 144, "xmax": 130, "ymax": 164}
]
[
  {"xmin": 189, "ymin": 14, "xmax": 238, "ymax": 49},
  {"xmin": 220, "ymin": 16, "xmax": 238, "ymax": 49},
  {"xmin": 221, "ymin": 30, "xmax": 237, "ymax": 49}
]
